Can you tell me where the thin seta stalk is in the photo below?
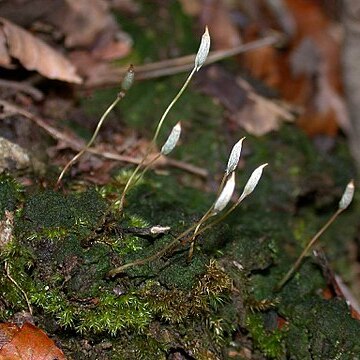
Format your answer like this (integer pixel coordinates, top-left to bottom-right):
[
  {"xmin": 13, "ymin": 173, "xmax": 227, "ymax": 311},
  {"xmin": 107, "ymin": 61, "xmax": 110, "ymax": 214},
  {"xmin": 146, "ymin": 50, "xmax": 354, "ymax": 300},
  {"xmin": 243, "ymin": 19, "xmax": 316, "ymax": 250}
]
[
  {"xmin": 192, "ymin": 163, "xmax": 268, "ymax": 238},
  {"xmin": 276, "ymin": 180, "xmax": 355, "ymax": 291},
  {"xmin": 56, "ymin": 65, "xmax": 135, "ymax": 188},
  {"xmin": 129, "ymin": 121, "xmax": 182, "ymax": 190},
  {"xmin": 117, "ymin": 71, "xmax": 194, "ymax": 209},
  {"xmin": 188, "ymin": 137, "xmax": 245, "ymax": 260},
  {"xmin": 118, "ymin": 26, "xmax": 210, "ymax": 212}
]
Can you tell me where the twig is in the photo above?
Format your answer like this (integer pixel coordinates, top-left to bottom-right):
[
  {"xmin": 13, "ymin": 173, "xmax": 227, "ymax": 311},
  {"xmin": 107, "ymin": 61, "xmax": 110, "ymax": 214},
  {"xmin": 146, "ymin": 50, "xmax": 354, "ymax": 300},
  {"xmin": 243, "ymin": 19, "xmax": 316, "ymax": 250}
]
[
  {"xmin": 0, "ymin": 99, "xmax": 208, "ymax": 178},
  {"xmin": 85, "ymin": 34, "xmax": 283, "ymax": 87},
  {"xmin": 0, "ymin": 79, "xmax": 44, "ymax": 101}
]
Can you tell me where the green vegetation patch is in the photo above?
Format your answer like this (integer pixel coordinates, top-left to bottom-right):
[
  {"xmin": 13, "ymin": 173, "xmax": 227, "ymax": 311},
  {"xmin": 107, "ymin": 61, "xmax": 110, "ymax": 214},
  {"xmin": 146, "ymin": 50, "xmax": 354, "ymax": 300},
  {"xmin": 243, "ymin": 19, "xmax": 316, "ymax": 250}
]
[{"xmin": 0, "ymin": 174, "xmax": 22, "ymax": 216}]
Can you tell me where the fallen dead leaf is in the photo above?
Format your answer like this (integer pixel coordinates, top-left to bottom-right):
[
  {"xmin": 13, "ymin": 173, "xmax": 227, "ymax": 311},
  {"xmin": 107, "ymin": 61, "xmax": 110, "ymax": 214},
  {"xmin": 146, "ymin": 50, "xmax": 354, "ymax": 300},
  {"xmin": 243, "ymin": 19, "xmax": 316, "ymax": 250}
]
[
  {"xmin": 196, "ymin": 65, "xmax": 294, "ymax": 136},
  {"xmin": 238, "ymin": 80, "xmax": 295, "ymax": 136},
  {"xmin": 0, "ymin": 17, "xmax": 82, "ymax": 83},
  {"xmin": 241, "ymin": 0, "xmax": 349, "ymax": 137},
  {"xmin": 234, "ymin": 92, "xmax": 294, "ymax": 136},
  {"xmin": 0, "ymin": 0, "xmax": 132, "ymax": 61},
  {"xmin": 179, "ymin": 0, "xmax": 202, "ymax": 16},
  {"xmin": 199, "ymin": 0, "xmax": 242, "ymax": 50},
  {"xmin": 0, "ymin": 322, "xmax": 66, "ymax": 360},
  {"xmin": 196, "ymin": 65, "xmax": 248, "ymax": 113}
]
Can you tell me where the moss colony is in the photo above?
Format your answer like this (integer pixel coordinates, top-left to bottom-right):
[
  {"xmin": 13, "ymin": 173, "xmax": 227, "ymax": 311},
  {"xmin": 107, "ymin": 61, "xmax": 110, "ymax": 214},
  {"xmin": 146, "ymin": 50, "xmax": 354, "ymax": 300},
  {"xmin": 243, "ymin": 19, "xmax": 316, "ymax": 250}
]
[{"xmin": 1, "ymin": 119, "xmax": 360, "ymax": 360}]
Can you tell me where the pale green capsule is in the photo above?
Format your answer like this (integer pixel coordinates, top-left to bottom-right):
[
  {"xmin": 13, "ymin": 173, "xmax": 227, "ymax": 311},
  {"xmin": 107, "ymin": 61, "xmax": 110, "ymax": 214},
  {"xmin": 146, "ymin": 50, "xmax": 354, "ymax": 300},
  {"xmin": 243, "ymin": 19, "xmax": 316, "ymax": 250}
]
[
  {"xmin": 121, "ymin": 65, "xmax": 134, "ymax": 91},
  {"xmin": 239, "ymin": 163, "xmax": 268, "ymax": 202},
  {"xmin": 161, "ymin": 122, "xmax": 182, "ymax": 155},
  {"xmin": 339, "ymin": 180, "xmax": 355, "ymax": 210},
  {"xmin": 213, "ymin": 172, "xmax": 236, "ymax": 214},
  {"xmin": 195, "ymin": 26, "xmax": 210, "ymax": 71},
  {"xmin": 226, "ymin": 137, "xmax": 245, "ymax": 175}
]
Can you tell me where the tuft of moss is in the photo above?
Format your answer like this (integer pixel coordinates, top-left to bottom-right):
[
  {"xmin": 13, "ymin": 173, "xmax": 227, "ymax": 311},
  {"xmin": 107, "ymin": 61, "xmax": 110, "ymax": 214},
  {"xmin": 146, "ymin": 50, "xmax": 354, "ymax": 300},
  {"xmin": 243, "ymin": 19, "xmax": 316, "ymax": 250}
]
[
  {"xmin": 246, "ymin": 312, "xmax": 285, "ymax": 359},
  {"xmin": 21, "ymin": 189, "xmax": 106, "ymax": 239},
  {"xmin": 0, "ymin": 174, "xmax": 23, "ymax": 216},
  {"xmin": 284, "ymin": 298, "xmax": 360, "ymax": 359},
  {"xmin": 141, "ymin": 260, "xmax": 232, "ymax": 324}
]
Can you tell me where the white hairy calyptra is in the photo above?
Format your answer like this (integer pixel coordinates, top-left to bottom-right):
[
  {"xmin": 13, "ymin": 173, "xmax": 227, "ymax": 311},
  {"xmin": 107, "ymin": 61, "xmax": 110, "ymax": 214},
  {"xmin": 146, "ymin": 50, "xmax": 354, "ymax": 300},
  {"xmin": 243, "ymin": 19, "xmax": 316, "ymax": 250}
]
[
  {"xmin": 161, "ymin": 122, "xmax": 182, "ymax": 155},
  {"xmin": 239, "ymin": 163, "xmax": 268, "ymax": 202},
  {"xmin": 339, "ymin": 180, "xmax": 355, "ymax": 210},
  {"xmin": 121, "ymin": 65, "xmax": 134, "ymax": 91},
  {"xmin": 213, "ymin": 172, "xmax": 236, "ymax": 214},
  {"xmin": 195, "ymin": 26, "xmax": 210, "ymax": 71},
  {"xmin": 226, "ymin": 137, "xmax": 245, "ymax": 175}
]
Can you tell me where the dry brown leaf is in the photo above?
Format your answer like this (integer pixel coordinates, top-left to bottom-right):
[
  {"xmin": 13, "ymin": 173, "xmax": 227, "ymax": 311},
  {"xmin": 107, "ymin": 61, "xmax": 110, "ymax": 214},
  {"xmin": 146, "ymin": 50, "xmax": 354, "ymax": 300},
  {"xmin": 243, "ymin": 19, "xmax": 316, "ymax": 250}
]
[
  {"xmin": 50, "ymin": 0, "xmax": 132, "ymax": 61},
  {"xmin": 0, "ymin": 322, "xmax": 66, "ymax": 360},
  {"xmin": 197, "ymin": 66, "xmax": 293, "ymax": 136},
  {"xmin": 200, "ymin": 0, "xmax": 242, "ymax": 50},
  {"xmin": 0, "ymin": 0, "xmax": 131, "ymax": 61},
  {"xmin": 196, "ymin": 66, "xmax": 248, "ymax": 113},
  {"xmin": 289, "ymin": 36, "xmax": 350, "ymax": 136},
  {"xmin": 179, "ymin": 0, "xmax": 202, "ymax": 16},
  {"xmin": 242, "ymin": 0, "xmax": 348, "ymax": 137},
  {"xmin": 234, "ymin": 94, "xmax": 294, "ymax": 136},
  {"xmin": 60, "ymin": 0, "xmax": 114, "ymax": 47},
  {"xmin": 235, "ymin": 78, "xmax": 294, "ymax": 136},
  {"xmin": 0, "ymin": 29, "xmax": 12, "ymax": 68},
  {"xmin": 0, "ymin": 17, "xmax": 82, "ymax": 83}
]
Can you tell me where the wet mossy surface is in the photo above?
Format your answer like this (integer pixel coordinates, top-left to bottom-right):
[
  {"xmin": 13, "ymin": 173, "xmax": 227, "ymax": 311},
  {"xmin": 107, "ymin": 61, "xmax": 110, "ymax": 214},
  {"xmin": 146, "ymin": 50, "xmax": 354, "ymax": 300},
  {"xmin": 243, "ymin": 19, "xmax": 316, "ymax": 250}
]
[{"xmin": 1, "ymin": 120, "xmax": 360, "ymax": 358}]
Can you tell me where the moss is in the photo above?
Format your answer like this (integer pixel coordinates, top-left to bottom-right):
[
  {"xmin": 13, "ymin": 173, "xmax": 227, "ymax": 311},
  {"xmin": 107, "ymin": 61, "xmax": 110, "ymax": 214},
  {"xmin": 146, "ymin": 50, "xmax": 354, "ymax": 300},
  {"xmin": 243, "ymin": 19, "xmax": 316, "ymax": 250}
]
[
  {"xmin": 0, "ymin": 174, "xmax": 23, "ymax": 216},
  {"xmin": 77, "ymin": 292, "xmax": 152, "ymax": 336},
  {"xmin": 141, "ymin": 260, "xmax": 232, "ymax": 325},
  {"xmin": 30, "ymin": 285, "xmax": 77, "ymax": 328},
  {"xmin": 285, "ymin": 298, "xmax": 360, "ymax": 359},
  {"xmin": 64, "ymin": 243, "xmax": 112, "ymax": 298},
  {"xmin": 111, "ymin": 335, "xmax": 167, "ymax": 360},
  {"xmin": 20, "ymin": 188, "xmax": 106, "ymax": 239},
  {"xmin": 158, "ymin": 253, "xmax": 208, "ymax": 290},
  {"xmin": 246, "ymin": 312, "xmax": 285, "ymax": 359}
]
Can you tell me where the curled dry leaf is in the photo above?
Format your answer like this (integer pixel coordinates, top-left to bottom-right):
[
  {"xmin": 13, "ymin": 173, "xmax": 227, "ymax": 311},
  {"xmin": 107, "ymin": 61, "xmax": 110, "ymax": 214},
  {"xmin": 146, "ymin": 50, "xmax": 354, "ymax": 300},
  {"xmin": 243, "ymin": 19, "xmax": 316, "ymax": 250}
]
[
  {"xmin": 235, "ymin": 78, "xmax": 294, "ymax": 136},
  {"xmin": 199, "ymin": 0, "xmax": 242, "ymax": 50},
  {"xmin": 0, "ymin": 322, "xmax": 66, "ymax": 360},
  {"xmin": 0, "ymin": 17, "xmax": 82, "ymax": 83},
  {"xmin": 213, "ymin": 172, "xmax": 236, "ymax": 214},
  {"xmin": 197, "ymin": 66, "xmax": 293, "ymax": 136},
  {"xmin": 242, "ymin": 0, "xmax": 349, "ymax": 137}
]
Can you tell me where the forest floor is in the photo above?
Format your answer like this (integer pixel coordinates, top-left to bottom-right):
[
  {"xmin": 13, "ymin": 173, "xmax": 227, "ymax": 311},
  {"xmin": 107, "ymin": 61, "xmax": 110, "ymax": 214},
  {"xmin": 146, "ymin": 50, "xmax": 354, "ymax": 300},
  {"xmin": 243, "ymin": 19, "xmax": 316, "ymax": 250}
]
[{"xmin": 0, "ymin": 1, "xmax": 360, "ymax": 359}]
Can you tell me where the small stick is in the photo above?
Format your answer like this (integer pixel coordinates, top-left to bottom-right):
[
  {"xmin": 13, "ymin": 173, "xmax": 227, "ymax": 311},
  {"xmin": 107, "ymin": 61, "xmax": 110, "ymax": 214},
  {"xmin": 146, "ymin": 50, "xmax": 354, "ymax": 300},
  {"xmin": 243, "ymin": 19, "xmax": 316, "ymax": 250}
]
[
  {"xmin": 0, "ymin": 79, "xmax": 43, "ymax": 101},
  {"xmin": 86, "ymin": 34, "xmax": 282, "ymax": 87},
  {"xmin": 0, "ymin": 99, "xmax": 208, "ymax": 178}
]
